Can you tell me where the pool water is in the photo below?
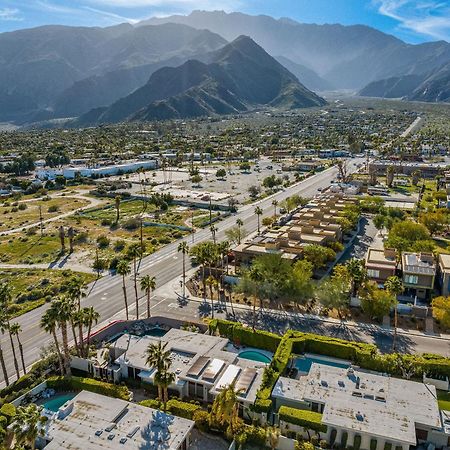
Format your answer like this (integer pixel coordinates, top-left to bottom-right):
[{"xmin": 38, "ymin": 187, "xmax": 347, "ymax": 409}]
[
  {"xmin": 145, "ymin": 328, "xmax": 167, "ymax": 337},
  {"xmin": 295, "ymin": 355, "xmax": 349, "ymax": 373},
  {"xmin": 42, "ymin": 393, "xmax": 76, "ymax": 412},
  {"xmin": 239, "ymin": 350, "xmax": 272, "ymax": 364}
]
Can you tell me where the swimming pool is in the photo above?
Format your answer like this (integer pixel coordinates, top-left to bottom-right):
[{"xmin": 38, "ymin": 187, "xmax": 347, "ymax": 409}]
[
  {"xmin": 239, "ymin": 350, "xmax": 272, "ymax": 364},
  {"xmin": 42, "ymin": 393, "xmax": 76, "ymax": 412},
  {"xmin": 145, "ymin": 327, "xmax": 167, "ymax": 338},
  {"xmin": 295, "ymin": 355, "xmax": 350, "ymax": 373}
]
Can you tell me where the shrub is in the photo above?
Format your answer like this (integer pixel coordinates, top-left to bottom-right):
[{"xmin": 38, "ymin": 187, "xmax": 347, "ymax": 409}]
[
  {"xmin": 278, "ymin": 406, "xmax": 327, "ymax": 433},
  {"xmin": 193, "ymin": 409, "xmax": 210, "ymax": 431},
  {"xmin": 166, "ymin": 399, "xmax": 201, "ymax": 420},
  {"xmin": 139, "ymin": 399, "xmax": 161, "ymax": 409},
  {"xmin": 96, "ymin": 235, "xmax": 110, "ymax": 249},
  {"xmin": 46, "ymin": 376, "xmax": 130, "ymax": 400},
  {"xmin": 245, "ymin": 425, "xmax": 266, "ymax": 446},
  {"xmin": 0, "ymin": 403, "xmax": 16, "ymax": 421},
  {"xmin": 18, "ymin": 203, "xmax": 27, "ymax": 211},
  {"xmin": 48, "ymin": 205, "xmax": 59, "ymax": 213}
]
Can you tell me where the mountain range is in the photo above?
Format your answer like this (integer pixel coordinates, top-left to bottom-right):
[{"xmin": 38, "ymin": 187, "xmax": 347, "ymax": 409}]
[
  {"xmin": 1, "ymin": 10, "xmax": 449, "ymax": 125},
  {"xmin": 76, "ymin": 35, "xmax": 325, "ymax": 125}
]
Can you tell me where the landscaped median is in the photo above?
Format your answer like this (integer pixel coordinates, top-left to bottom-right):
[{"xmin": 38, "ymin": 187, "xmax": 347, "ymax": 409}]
[{"xmin": 209, "ymin": 319, "xmax": 450, "ymax": 413}]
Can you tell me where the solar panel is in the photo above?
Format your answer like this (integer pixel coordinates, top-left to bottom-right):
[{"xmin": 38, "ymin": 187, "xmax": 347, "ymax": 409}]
[
  {"xmin": 186, "ymin": 356, "xmax": 209, "ymax": 378},
  {"xmin": 202, "ymin": 358, "xmax": 225, "ymax": 381},
  {"xmin": 235, "ymin": 368, "xmax": 257, "ymax": 396}
]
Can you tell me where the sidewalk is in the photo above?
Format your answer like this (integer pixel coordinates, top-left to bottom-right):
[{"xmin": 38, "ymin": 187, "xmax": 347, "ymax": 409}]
[{"xmin": 160, "ymin": 267, "xmax": 450, "ymax": 343}]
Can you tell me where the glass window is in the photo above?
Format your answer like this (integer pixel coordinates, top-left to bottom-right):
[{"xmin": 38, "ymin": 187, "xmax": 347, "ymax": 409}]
[
  {"xmin": 367, "ymin": 269, "xmax": 380, "ymax": 278},
  {"xmin": 404, "ymin": 274, "xmax": 418, "ymax": 284}
]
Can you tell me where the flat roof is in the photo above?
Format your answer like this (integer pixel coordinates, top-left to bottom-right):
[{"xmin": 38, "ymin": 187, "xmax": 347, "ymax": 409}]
[
  {"xmin": 439, "ymin": 253, "xmax": 450, "ymax": 271},
  {"xmin": 273, "ymin": 364, "xmax": 441, "ymax": 445},
  {"xmin": 402, "ymin": 252, "xmax": 436, "ymax": 275},
  {"xmin": 44, "ymin": 391, "xmax": 194, "ymax": 450},
  {"xmin": 366, "ymin": 248, "xmax": 397, "ymax": 269}
]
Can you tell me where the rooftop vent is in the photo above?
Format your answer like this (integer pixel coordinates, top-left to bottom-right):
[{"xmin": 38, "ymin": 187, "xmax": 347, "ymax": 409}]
[
  {"xmin": 338, "ymin": 380, "xmax": 345, "ymax": 388},
  {"xmin": 321, "ymin": 380, "xmax": 328, "ymax": 387},
  {"xmin": 355, "ymin": 412, "xmax": 364, "ymax": 422}
]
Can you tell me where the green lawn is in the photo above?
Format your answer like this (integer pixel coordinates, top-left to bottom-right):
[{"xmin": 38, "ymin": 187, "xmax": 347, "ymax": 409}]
[
  {"xmin": 0, "ymin": 235, "xmax": 61, "ymax": 264},
  {"xmin": 437, "ymin": 390, "xmax": 450, "ymax": 411}
]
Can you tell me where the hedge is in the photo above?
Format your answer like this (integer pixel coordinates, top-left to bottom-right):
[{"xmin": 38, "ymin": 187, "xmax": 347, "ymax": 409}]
[
  {"xmin": 140, "ymin": 398, "xmax": 201, "ymax": 420},
  {"xmin": 279, "ymin": 406, "xmax": 327, "ymax": 433},
  {"xmin": 46, "ymin": 376, "xmax": 130, "ymax": 400}
]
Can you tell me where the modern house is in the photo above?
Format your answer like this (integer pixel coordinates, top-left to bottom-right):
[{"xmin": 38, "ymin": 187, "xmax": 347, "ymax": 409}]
[
  {"xmin": 401, "ymin": 252, "xmax": 436, "ymax": 300},
  {"xmin": 272, "ymin": 364, "xmax": 448, "ymax": 450},
  {"xmin": 438, "ymin": 253, "xmax": 450, "ymax": 296},
  {"xmin": 42, "ymin": 390, "xmax": 194, "ymax": 450},
  {"xmin": 365, "ymin": 248, "xmax": 398, "ymax": 285}
]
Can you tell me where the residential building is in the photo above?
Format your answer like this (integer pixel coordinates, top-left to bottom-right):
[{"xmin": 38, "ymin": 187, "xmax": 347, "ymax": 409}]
[
  {"xmin": 42, "ymin": 390, "xmax": 194, "ymax": 450},
  {"xmin": 401, "ymin": 252, "xmax": 436, "ymax": 300},
  {"xmin": 368, "ymin": 161, "xmax": 444, "ymax": 179},
  {"xmin": 438, "ymin": 253, "xmax": 450, "ymax": 296},
  {"xmin": 273, "ymin": 363, "xmax": 448, "ymax": 450},
  {"xmin": 365, "ymin": 248, "xmax": 398, "ymax": 285}
]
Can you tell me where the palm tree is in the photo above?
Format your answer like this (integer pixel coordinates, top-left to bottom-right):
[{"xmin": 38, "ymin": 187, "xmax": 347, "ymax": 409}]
[
  {"xmin": 140, "ymin": 275, "xmax": 156, "ymax": 319},
  {"xmin": 115, "ymin": 195, "xmax": 121, "ymax": 223},
  {"xmin": 116, "ymin": 260, "xmax": 131, "ymax": 320},
  {"xmin": 40, "ymin": 308, "xmax": 64, "ymax": 375},
  {"xmin": 236, "ymin": 218, "xmax": 244, "ymax": 245},
  {"xmin": 267, "ymin": 427, "xmax": 280, "ymax": 450},
  {"xmin": 73, "ymin": 310, "xmax": 86, "ymax": 356},
  {"xmin": 272, "ymin": 199, "xmax": 279, "ymax": 218},
  {"xmin": 385, "ymin": 275, "xmax": 404, "ymax": 351},
  {"xmin": 83, "ymin": 306, "xmax": 100, "ymax": 357},
  {"xmin": 128, "ymin": 243, "xmax": 143, "ymax": 319},
  {"xmin": 177, "ymin": 242, "xmax": 190, "ymax": 299},
  {"xmin": 155, "ymin": 367, "xmax": 175, "ymax": 412},
  {"xmin": 209, "ymin": 380, "xmax": 243, "ymax": 440},
  {"xmin": 145, "ymin": 341, "xmax": 172, "ymax": 401},
  {"xmin": 190, "ymin": 243, "xmax": 209, "ymax": 301},
  {"xmin": 0, "ymin": 283, "xmax": 20, "ymax": 380},
  {"xmin": 10, "ymin": 323, "xmax": 26, "ymax": 375},
  {"xmin": 11, "ymin": 403, "xmax": 47, "ymax": 450},
  {"xmin": 206, "ymin": 275, "xmax": 218, "ymax": 319},
  {"xmin": 346, "ymin": 258, "xmax": 367, "ymax": 297},
  {"xmin": 65, "ymin": 277, "xmax": 87, "ymax": 311},
  {"xmin": 52, "ymin": 297, "xmax": 74, "ymax": 376},
  {"xmin": 254, "ymin": 206, "xmax": 263, "ymax": 234}
]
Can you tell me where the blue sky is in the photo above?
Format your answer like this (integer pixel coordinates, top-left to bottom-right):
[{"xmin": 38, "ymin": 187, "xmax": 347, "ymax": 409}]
[{"xmin": 0, "ymin": 0, "xmax": 449, "ymax": 44}]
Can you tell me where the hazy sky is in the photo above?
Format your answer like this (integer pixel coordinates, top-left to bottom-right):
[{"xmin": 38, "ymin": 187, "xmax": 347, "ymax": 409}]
[{"xmin": 0, "ymin": 0, "xmax": 449, "ymax": 44}]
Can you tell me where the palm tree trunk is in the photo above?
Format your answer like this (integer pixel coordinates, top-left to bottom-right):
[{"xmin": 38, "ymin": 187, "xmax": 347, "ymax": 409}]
[
  {"xmin": 157, "ymin": 385, "xmax": 163, "ymax": 402},
  {"xmin": 52, "ymin": 329, "xmax": 64, "ymax": 375},
  {"xmin": 78, "ymin": 322, "xmax": 84, "ymax": 357},
  {"xmin": 16, "ymin": 335, "xmax": 26, "ymax": 375},
  {"xmin": 122, "ymin": 276, "xmax": 129, "ymax": 320},
  {"xmin": 61, "ymin": 322, "xmax": 71, "ymax": 376},
  {"xmin": 133, "ymin": 257, "xmax": 139, "ymax": 319},
  {"xmin": 393, "ymin": 307, "xmax": 398, "ymax": 351},
  {"xmin": 202, "ymin": 265, "xmax": 206, "ymax": 301},
  {"xmin": 182, "ymin": 253, "xmax": 186, "ymax": 299},
  {"xmin": 71, "ymin": 321, "xmax": 80, "ymax": 357},
  {"xmin": 147, "ymin": 290, "xmax": 151, "ymax": 319},
  {"xmin": 257, "ymin": 215, "xmax": 260, "ymax": 234},
  {"xmin": 7, "ymin": 331, "xmax": 20, "ymax": 379},
  {"xmin": 0, "ymin": 343, "xmax": 9, "ymax": 386},
  {"xmin": 86, "ymin": 323, "xmax": 92, "ymax": 358}
]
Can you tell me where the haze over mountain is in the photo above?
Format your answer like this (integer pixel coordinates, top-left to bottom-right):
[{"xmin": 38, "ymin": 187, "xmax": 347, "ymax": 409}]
[
  {"xmin": 0, "ymin": 22, "xmax": 226, "ymax": 122},
  {"xmin": 144, "ymin": 10, "xmax": 450, "ymax": 93},
  {"xmin": 76, "ymin": 35, "xmax": 325, "ymax": 125}
]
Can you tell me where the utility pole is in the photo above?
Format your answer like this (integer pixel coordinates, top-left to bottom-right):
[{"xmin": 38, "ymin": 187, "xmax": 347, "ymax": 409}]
[
  {"xmin": 209, "ymin": 197, "xmax": 212, "ymax": 225},
  {"xmin": 191, "ymin": 209, "xmax": 195, "ymax": 244},
  {"xmin": 39, "ymin": 205, "xmax": 44, "ymax": 237},
  {"xmin": 140, "ymin": 216, "xmax": 144, "ymax": 253}
]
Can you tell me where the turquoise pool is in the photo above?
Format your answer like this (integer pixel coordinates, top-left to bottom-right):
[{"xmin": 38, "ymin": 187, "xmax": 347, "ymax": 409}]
[
  {"xmin": 145, "ymin": 328, "xmax": 167, "ymax": 337},
  {"xmin": 42, "ymin": 393, "xmax": 76, "ymax": 412},
  {"xmin": 295, "ymin": 355, "xmax": 349, "ymax": 373},
  {"xmin": 239, "ymin": 350, "xmax": 272, "ymax": 364}
]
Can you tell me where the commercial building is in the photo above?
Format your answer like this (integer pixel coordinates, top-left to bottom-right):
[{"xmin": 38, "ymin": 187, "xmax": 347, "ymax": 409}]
[
  {"xmin": 273, "ymin": 363, "xmax": 448, "ymax": 450},
  {"xmin": 43, "ymin": 390, "xmax": 194, "ymax": 450},
  {"xmin": 401, "ymin": 252, "xmax": 436, "ymax": 300}
]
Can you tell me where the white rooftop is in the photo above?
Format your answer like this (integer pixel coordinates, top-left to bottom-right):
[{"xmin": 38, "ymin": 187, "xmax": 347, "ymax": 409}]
[
  {"xmin": 44, "ymin": 390, "xmax": 194, "ymax": 450},
  {"xmin": 273, "ymin": 363, "xmax": 442, "ymax": 445}
]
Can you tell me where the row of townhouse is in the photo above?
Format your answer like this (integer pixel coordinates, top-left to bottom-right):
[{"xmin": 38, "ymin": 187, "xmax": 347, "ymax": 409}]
[
  {"xmin": 234, "ymin": 193, "xmax": 357, "ymax": 265},
  {"xmin": 365, "ymin": 248, "xmax": 450, "ymax": 300}
]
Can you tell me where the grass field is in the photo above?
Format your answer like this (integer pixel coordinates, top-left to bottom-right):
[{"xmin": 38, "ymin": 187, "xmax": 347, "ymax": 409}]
[
  {"xmin": 0, "ymin": 268, "xmax": 96, "ymax": 317},
  {"xmin": 0, "ymin": 197, "xmax": 89, "ymax": 232},
  {"xmin": 0, "ymin": 234, "xmax": 62, "ymax": 264},
  {"xmin": 437, "ymin": 390, "xmax": 450, "ymax": 411}
]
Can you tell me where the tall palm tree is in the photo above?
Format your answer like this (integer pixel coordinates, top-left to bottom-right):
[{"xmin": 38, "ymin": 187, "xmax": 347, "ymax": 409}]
[
  {"xmin": 116, "ymin": 260, "xmax": 131, "ymax": 320},
  {"xmin": 11, "ymin": 403, "xmax": 47, "ymax": 450},
  {"xmin": 65, "ymin": 277, "xmax": 87, "ymax": 311},
  {"xmin": 128, "ymin": 243, "xmax": 143, "ymax": 319},
  {"xmin": 40, "ymin": 308, "xmax": 64, "ymax": 375},
  {"xmin": 83, "ymin": 306, "xmax": 100, "ymax": 357},
  {"xmin": 190, "ymin": 244, "xmax": 209, "ymax": 302},
  {"xmin": 177, "ymin": 242, "xmax": 190, "ymax": 299},
  {"xmin": 145, "ymin": 341, "xmax": 172, "ymax": 401},
  {"xmin": 140, "ymin": 275, "xmax": 156, "ymax": 319},
  {"xmin": 0, "ymin": 283, "xmax": 19, "ymax": 380},
  {"xmin": 272, "ymin": 199, "xmax": 279, "ymax": 218},
  {"xmin": 10, "ymin": 322, "xmax": 26, "ymax": 375},
  {"xmin": 155, "ymin": 367, "xmax": 175, "ymax": 412},
  {"xmin": 254, "ymin": 206, "xmax": 263, "ymax": 234},
  {"xmin": 385, "ymin": 275, "xmax": 404, "ymax": 351},
  {"xmin": 52, "ymin": 297, "xmax": 74, "ymax": 376},
  {"xmin": 210, "ymin": 225, "xmax": 218, "ymax": 244},
  {"xmin": 73, "ymin": 310, "xmax": 86, "ymax": 356},
  {"xmin": 236, "ymin": 218, "xmax": 243, "ymax": 245},
  {"xmin": 206, "ymin": 275, "xmax": 218, "ymax": 319}
]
